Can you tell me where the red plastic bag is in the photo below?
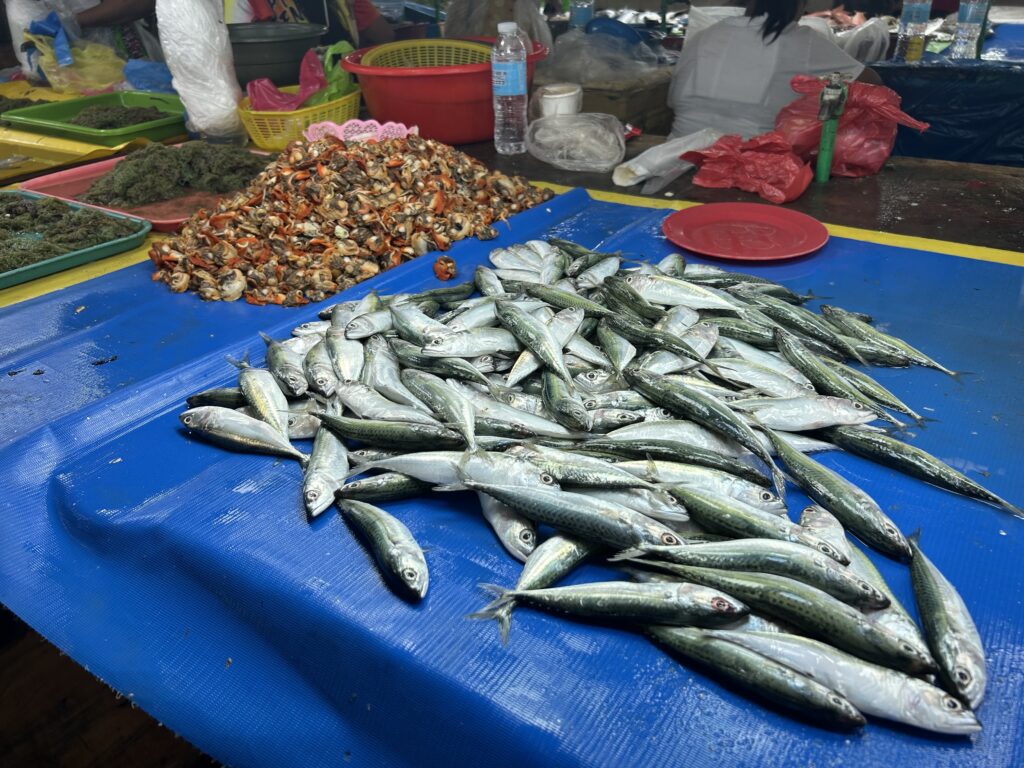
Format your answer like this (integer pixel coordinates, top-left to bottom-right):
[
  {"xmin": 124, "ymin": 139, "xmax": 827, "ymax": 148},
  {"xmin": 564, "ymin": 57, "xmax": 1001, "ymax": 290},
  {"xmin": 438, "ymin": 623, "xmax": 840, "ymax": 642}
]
[
  {"xmin": 246, "ymin": 49, "xmax": 327, "ymax": 111},
  {"xmin": 775, "ymin": 75, "xmax": 929, "ymax": 178},
  {"xmin": 681, "ymin": 132, "xmax": 813, "ymax": 205}
]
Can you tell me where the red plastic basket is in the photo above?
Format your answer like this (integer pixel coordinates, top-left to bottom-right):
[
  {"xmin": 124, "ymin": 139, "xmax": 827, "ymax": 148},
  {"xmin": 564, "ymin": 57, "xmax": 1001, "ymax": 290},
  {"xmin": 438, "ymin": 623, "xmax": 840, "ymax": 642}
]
[{"xmin": 341, "ymin": 38, "xmax": 547, "ymax": 145}]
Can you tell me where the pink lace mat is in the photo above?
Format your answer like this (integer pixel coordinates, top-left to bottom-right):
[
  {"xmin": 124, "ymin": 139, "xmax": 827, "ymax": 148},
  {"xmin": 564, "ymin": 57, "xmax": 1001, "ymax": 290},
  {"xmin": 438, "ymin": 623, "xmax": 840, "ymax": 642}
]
[{"xmin": 304, "ymin": 119, "xmax": 420, "ymax": 143}]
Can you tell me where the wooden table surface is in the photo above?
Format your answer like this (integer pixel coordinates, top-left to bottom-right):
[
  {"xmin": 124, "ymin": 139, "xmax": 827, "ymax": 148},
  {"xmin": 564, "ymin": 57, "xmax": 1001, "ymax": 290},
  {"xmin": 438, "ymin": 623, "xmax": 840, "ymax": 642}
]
[{"xmin": 2, "ymin": 142, "xmax": 1023, "ymax": 767}]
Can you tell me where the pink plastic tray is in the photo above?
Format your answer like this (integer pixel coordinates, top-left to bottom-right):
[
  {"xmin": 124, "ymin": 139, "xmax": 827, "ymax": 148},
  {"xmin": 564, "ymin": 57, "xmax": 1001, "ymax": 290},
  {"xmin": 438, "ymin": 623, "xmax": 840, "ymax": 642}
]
[{"xmin": 20, "ymin": 151, "xmax": 263, "ymax": 233}]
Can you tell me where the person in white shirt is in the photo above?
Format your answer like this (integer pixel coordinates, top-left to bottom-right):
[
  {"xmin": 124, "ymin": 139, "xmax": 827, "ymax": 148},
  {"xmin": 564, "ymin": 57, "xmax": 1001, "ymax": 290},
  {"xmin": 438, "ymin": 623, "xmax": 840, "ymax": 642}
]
[{"xmin": 669, "ymin": 0, "xmax": 881, "ymax": 138}]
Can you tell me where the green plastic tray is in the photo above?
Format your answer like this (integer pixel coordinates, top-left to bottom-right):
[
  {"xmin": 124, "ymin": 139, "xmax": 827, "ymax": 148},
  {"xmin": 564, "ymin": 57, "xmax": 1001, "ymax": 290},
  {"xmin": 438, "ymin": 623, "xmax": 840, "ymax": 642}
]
[
  {"xmin": 0, "ymin": 191, "xmax": 152, "ymax": 290},
  {"xmin": 2, "ymin": 92, "xmax": 186, "ymax": 148}
]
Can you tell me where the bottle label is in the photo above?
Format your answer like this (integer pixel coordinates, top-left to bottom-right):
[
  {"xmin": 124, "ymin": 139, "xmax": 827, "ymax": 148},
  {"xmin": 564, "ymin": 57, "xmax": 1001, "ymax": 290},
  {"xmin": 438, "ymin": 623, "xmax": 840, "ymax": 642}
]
[{"xmin": 492, "ymin": 61, "xmax": 527, "ymax": 97}]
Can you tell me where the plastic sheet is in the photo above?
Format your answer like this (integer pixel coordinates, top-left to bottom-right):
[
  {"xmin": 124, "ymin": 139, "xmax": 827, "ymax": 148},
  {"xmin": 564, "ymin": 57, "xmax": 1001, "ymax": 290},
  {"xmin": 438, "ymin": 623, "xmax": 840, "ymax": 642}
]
[
  {"xmin": 682, "ymin": 132, "xmax": 813, "ymax": 203},
  {"xmin": 875, "ymin": 60, "xmax": 1024, "ymax": 167},
  {"xmin": 2, "ymin": 188, "xmax": 1024, "ymax": 768},
  {"xmin": 776, "ymin": 76, "xmax": 929, "ymax": 178},
  {"xmin": 247, "ymin": 49, "xmax": 327, "ymax": 111},
  {"xmin": 443, "ymin": 0, "xmax": 553, "ymax": 51},
  {"xmin": 537, "ymin": 28, "xmax": 656, "ymax": 85}
]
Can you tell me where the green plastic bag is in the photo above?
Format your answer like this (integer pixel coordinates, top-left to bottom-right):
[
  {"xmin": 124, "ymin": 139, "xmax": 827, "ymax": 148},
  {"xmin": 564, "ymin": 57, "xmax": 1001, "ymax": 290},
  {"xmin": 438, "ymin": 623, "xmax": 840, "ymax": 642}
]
[{"xmin": 302, "ymin": 41, "xmax": 356, "ymax": 107}]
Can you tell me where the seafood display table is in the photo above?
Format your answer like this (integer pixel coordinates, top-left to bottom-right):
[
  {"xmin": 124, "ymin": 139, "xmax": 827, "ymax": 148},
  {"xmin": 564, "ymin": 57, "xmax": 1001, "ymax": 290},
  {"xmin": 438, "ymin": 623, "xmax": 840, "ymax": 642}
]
[{"xmin": 2, "ymin": 188, "xmax": 1024, "ymax": 767}]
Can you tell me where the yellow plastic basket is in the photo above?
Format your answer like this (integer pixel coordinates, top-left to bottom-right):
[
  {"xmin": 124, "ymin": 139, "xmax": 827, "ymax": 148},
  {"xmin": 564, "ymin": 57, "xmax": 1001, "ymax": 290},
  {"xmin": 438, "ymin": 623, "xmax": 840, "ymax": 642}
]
[
  {"xmin": 360, "ymin": 39, "xmax": 491, "ymax": 69},
  {"xmin": 238, "ymin": 86, "xmax": 361, "ymax": 151}
]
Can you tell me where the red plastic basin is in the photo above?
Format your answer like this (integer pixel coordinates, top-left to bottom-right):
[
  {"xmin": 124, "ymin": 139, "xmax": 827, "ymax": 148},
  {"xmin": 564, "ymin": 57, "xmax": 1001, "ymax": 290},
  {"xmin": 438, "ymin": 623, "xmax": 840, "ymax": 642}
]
[{"xmin": 341, "ymin": 39, "xmax": 547, "ymax": 145}]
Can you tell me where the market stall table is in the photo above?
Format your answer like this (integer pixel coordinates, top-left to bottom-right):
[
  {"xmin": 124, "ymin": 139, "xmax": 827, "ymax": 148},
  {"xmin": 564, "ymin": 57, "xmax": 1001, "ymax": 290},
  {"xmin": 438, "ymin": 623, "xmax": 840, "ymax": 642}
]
[
  {"xmin": 2, "ymin": 181, "xmax": 1023, "ymax": 766},
  {"xmin": 872, "ymin": 21, "xmax": 1024, "ymax": 168}
]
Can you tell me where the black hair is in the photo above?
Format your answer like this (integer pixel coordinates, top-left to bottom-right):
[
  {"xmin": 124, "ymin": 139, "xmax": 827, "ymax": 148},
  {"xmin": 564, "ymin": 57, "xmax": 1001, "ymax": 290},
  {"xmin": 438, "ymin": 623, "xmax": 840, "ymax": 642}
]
[{"xmin": 746, "ymin": 0, "xmax": 806, "ymax": 42}]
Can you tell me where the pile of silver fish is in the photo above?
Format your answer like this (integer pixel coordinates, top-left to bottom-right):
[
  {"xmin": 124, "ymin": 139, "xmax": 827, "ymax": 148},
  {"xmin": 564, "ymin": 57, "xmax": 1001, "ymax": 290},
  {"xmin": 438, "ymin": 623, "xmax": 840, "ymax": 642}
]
[{"xmin": 181, "ymin": 236, "xmax": 1019, "ymax": 736}]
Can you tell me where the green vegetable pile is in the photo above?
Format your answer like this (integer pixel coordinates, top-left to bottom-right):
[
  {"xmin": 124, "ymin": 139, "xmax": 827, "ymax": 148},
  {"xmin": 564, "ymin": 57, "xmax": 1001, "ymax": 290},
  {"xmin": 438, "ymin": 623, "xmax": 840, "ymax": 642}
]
[
  {"xmin": 69, "ymin": 105, "xmax": 167, "ymax": 129},
  {"xmin": 81, "ymin": 142, "xmax": 270, "ymax": 208},
  {"xmin": 0, "ymin": 196, "xmax": 143, "ymax": 273},
  {"xmin": 0, "ymin": 96, "xmax": 35, "ymax": 115}
]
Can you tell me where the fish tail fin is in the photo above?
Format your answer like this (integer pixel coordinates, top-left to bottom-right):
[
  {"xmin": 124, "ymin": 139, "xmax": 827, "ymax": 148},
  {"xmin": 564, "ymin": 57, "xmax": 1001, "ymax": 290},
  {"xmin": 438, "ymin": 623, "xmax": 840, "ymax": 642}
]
[
  {"xmin": 608, "ymin": 546, "xmax": 651, "ymax": 563},
  {"xmin": 466, "ymin": 583, "xmax": 517, "ymax": 644},
  {"xmin": 258, "ymin": 331, "xmax": 273, "ymax": 346},
  {"xmin": 908, "ymin": 528, "xmax": 922, "ymax": 546},
  {"xmin": 297, "ymin": 452, "xmax": 310, "ymax": 469},
  {"xmin": 946, "ymin": 369, "xmax": 973, "ymax": 385},
  {"xmin": 225, "ymin": 351, "xmax": 250, "ymax": 369},
  {"xmin": 992, "ymin": 497, "xmax": 1024, "ymax": 519},
  {"xmin": 799, "ymin": 290, "xmax": 831, "ymax": 302}
]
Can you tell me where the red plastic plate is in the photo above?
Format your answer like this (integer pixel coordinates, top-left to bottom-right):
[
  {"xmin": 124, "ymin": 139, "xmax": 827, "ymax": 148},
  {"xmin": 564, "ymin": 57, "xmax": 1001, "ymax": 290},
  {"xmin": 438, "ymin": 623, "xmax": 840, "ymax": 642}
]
[{"xmin": 661, "ymin": 203, "xmax": 829, "ymax": 262}]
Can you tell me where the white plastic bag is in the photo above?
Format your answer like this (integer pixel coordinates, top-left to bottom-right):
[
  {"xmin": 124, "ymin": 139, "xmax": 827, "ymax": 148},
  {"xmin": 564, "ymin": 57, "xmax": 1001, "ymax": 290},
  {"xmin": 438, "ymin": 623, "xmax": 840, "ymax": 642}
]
[
  {"xmin": 156, "ymin": 0, "xmax": 242, "ymax": 138},
  {"xmin": 6, "ymin": 0, "xmax": 52, "ymax": 78},
  {"xmin": 527, "ymin": 113, "xmax": 625, "ymax": 172},
  {"xmin": 612, "ymin": 128, "xmax": 724, "ymax": 188}
]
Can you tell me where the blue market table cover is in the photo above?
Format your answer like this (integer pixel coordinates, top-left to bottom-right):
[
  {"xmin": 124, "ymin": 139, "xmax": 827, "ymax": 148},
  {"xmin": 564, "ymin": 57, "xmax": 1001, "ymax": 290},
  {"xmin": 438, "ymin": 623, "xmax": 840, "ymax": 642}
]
[{"xmin": 2, "ymin": 189, "xmax": 1023, "ymax": 767}]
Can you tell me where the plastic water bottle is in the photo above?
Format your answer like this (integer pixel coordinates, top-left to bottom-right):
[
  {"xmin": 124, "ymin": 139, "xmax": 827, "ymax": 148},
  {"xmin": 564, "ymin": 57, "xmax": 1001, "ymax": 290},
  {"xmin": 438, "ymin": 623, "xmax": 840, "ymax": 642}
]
[
  {"xmin": 894, "ymin": 0, "xmax": 932, "ymax": 63},
  {"xmin": 570, "ymin": 0, "xmax": 595, "ymax": 29},
  {"xmin": 492, "ymin": 22, "xmax": 528, "ymax": 156},
  {"xmin": 950, "ymin": 0, "xmax": 988, "ymax": 59}
]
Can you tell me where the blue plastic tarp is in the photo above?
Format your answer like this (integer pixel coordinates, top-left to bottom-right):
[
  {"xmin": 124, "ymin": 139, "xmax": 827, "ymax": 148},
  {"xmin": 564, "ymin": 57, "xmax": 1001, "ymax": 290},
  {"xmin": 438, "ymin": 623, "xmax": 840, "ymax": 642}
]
[{"xmin": 2, "ymin": 189, "xmax": 1024, "ymax": 767}]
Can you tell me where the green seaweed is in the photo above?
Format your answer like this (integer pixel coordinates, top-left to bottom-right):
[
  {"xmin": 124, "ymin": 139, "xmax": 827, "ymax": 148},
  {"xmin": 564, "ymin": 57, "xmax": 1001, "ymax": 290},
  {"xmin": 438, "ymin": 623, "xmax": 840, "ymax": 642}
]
[
  {"xmin": 81, "ymin": 142, "xmax": 270, "ymax": 208},
  {"xmin": 68, "ymin": 105, "xmax": 167, "ymax": 129},
  {"xmin": 0, "ymin": 196, "xmax": 142, "ymax": 273}
]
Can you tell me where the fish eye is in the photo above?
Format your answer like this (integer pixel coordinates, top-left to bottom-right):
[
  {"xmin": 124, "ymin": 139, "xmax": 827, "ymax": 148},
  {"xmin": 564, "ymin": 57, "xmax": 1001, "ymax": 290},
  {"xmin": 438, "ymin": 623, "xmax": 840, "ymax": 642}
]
[
  {"xmin": 625, "ymin": 276, "xmax": 635, "ymax": 283},
  {"xmin": 711, "ymin": 597, "xmax": 731, "ymax": 611},
  {"xmin": 818, "ymin": 543, "xmax": 837, "ymax": 557},
  {"xmin": 885, "ymin": 524, "xmax": 899, "ymax": 537},
  {"xmin": 540, "ymin": 473, "xmax": 555, "ymax": 485},
  {"xmin": 900, "ymin": 642, "xmax": 917, "ymax": 655},
  {"xmin": 586, "ymin": 371, "xmax": 599, "ymax": 381},
  {"xmin": 402, "ymin": 567, "xmax": 418, "ymax": 582},
  {"xmin": 700, "ymin": 322, "xmax": 711, "ymax": 328},
  {"xmin": 584, "ymin": 400, "xmax": 597, "ymax": 409},
  {"xmin": 429, "ymin": 337, "xmax": 444, "ymax": 345},
  {"xmin": 943, "ymin": 697, "xmax": 963, "ymax": 711},
  {"xmin": 519, "ymin": 529, "xmax": 535, "ymax": 543},
  {"xmin": 955, "ymin": 667, "xmax": 972, "ymax": 685},
  {"xmin": 760, "ymin": 491, "xmax": 775, "ymax": 502},
  {"xmin": 183, "ymin": 416, "xmax": 193, "ymax": 425},
  {"xmin": 859, "ymin": 582, "xmax": 871, "ymax": 591},
  {"xmin": 305, "ymin": 489, "xmax": 320, "ymax": 501},
  {"xmin": 661, "ymin": 533, "xmax": 680, "ymax": 545},
  {"xmin": 505, "ymin": 394, "xmax": 516, "ymax": 403},
  {"xmin": 852, "ymin": 402, "xmax": 864, "ymax": 409},
  {"xmin": 829, "ymin": 695, "xmax": 845, "ymax": 707}
]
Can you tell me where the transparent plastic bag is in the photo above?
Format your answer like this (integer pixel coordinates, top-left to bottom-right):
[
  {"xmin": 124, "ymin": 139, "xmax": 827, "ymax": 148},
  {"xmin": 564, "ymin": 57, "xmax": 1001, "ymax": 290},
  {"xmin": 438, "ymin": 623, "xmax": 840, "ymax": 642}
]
[
  {"xmin": 527, "ymin": 113, "xmax": 626, "ymax": 172},
  {"xmin": 156, "ymin": 0, "xmax": 242, "ymax": 138},
  {"xmin": 443, "ymin": 0, "xmax": 553, "ymax": 51},
  {"xmin": 537, "ymin": 28, "xmax": 655, "ymax": 85}
]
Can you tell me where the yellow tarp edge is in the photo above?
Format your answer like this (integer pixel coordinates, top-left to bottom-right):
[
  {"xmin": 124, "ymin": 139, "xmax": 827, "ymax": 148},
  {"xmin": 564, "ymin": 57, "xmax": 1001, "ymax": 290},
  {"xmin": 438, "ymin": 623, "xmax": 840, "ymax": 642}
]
[
  {"xmin": 2, "ymin": 183, "xmax": 1022, "ymax": 310},
  {"xmin": 536, "ymin": 182, "xmax": 1024, "ymax": 268}
]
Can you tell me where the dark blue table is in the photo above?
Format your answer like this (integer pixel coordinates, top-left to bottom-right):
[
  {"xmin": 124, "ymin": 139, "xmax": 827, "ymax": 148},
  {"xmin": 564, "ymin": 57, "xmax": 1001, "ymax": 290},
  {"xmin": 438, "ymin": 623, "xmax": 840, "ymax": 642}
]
[{"xmin": 878, "ymin": 23, "xmax": 1024, "ymax": 166}]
